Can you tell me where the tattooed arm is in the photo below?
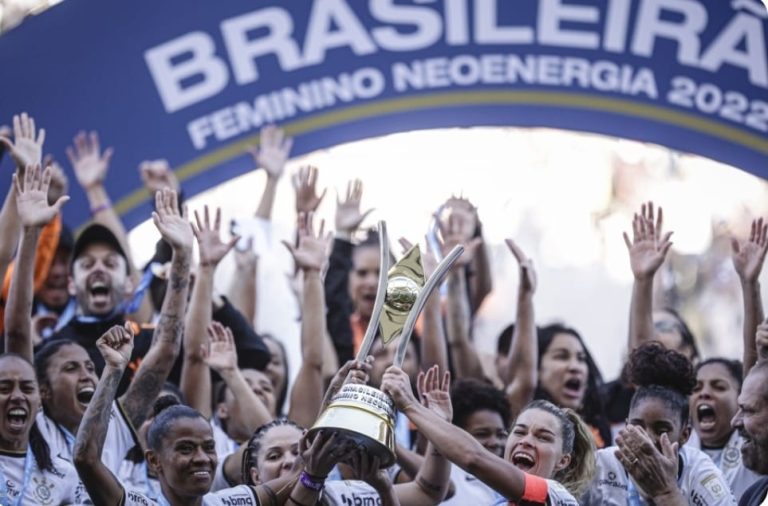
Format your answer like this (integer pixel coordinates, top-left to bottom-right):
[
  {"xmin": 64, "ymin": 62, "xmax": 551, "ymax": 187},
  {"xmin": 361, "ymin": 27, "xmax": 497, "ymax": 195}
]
[
  {"xmin": 119, "ymin": 189, "xmax": 193, "ymax": 429},
  {"xmin": 74, "ymin": 324, "xmax": 135, "ymax": 506}
]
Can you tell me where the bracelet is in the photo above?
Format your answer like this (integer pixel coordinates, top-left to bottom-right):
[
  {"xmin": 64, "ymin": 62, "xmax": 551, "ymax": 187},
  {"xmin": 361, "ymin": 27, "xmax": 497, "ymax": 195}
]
[
  {"xmin": 90, "ymin": 203, "xmax": 110, "ymax": 215},
  {"xmin": 288, "ymin": 496, "xmax": 312, "ymax": 506},
  {"xmin": 299, "ymin": 470, "xmax": 326, "ymax": 492}
]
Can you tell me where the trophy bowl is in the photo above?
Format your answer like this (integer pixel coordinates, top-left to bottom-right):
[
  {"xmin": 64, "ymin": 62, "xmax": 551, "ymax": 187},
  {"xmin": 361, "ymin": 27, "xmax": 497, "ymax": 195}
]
[{"xmin": 309, "ymin": 384, "xmax": 396, "ymax": 467}]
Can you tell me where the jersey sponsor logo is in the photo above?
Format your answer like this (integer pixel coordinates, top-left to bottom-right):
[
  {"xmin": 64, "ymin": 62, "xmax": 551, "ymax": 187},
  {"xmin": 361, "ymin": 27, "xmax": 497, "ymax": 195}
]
[
  {"xmin": 597, "ymin": 470, "xmax": 627, "ymax": 491},
  {"xmin": 339, "ymin": 493, "xmax": 382, "ymax": 506},
  {"xmin": 220, "ymin": 495, "xmax": 254, "ymax": 506},
  {"xmin": 127, "ymin": 490, "xmax": 153, "ymax": 506},
  {"xmin": 701, "ymin": 473, "xmax": 727, "ymax": 499},
  {"xmin": 690, "ymin": 490, "xmax": 711, "ymax": 506}
]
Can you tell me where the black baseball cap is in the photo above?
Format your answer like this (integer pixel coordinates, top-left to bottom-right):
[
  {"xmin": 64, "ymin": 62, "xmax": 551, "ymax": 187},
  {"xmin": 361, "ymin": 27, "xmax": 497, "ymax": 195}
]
[{"xmin": 71, "ymin": 224, "xmax": 128, "ymax": 266}]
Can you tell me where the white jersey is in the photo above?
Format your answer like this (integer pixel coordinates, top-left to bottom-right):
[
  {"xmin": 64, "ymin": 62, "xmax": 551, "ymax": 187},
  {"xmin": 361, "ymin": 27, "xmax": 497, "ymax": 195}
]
[
  {"xmin": 118, "ymin": 459, "xmax": 162, "ymax": 501},
  {"xmin": 582, "ymin": 444, "xmax": 736, "ymax": 505},
  {"xmin": 688, "ymin": 429, "xmax": 765, "ymax": 498},
  {"xmin": 122, "ymin": 484, "xmax": 258, "ymax": 505},
  {"xmin": 442, "ymin": 464, "xmax": 501, "ymax": 505},
  {"xmin": 212, "ymin": 420, "xmax": 239, "ymax": 460},
  {"xmin": 0, "ymin": 449, "xmax": 82, "ymax": 505},
  {"xmin": 321, "ymin": 480, "xmax": 379, "ymax": 505},
  {"xmin": 36, "ymin": 400, "xmax": 139, "ymax": 469}
]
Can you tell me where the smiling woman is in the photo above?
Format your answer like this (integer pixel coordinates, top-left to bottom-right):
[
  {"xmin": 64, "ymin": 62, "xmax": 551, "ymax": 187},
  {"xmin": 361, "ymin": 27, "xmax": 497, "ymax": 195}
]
[{"xmin": 0, "ymin": 353, "xmax": 82, "ymax": 504}]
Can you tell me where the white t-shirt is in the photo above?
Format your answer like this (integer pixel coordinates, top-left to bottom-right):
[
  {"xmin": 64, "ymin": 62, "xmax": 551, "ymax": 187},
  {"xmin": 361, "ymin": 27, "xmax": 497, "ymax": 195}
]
[
  {"xmin": 442, "ymin": 464, "xmax": 501, "ymax": 505},
  {"xmin": 0, "ymin": 449, "xmax": 82, "ymax": 505},
  {"xmin": 121, "ymin": 484, "xmax": 258, "ymax": 505},
  {"xmin": 582, "ymin": 444, "xmax": 736, "ymax": 505},
  {"xmin": 36, "ymin": 400, "xmax": 139, "ymax": 469},
  {"xmin": 688, "ymin": 429, "xmax": 765, "ymax": 499}
]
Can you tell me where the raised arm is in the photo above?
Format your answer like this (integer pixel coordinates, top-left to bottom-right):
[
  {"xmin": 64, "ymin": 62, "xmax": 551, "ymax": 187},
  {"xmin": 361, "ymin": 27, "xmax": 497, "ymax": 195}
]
[
  {"xmin": 67, "ymin": 131, "xmax": 152, "ymax": 322},
  {"xmin": 180, "ymin": 205, "xmax": 237, "ymax": 417},
  {"xmin": 440, "ymin": 215, "xmax": 484, "ymax": 380},
  {"xmin": 392, "ymin": 367, "xmax": 452, "ymax": 505},
  {"xmin": 382, "ymin": 365, "xmax": 526, "ymax": 501},
  {"xmin": 500, "ymin": 239, "xmax": 538, "ymax": 415},
  {"xmin": 0, "ymin": 113, "xmax": 45, "ymax": 277},
  {"xmin": 285, "ymin": 212, "xmax": 332, "ymax": 428},
  {"xmin": 226, "ymin": 240, "xmax": 258, "ymax": 324},
  {"xmin": 205, "ymin": 321, "xmax": 273, "ymax": 485},
  {"xmin": 119, "ymin": 189, "xmax": 193, "ymax": 429},
  {"xmin": 73, "ymin": 324, "xmax": 135, "ymax": 506},
  {"xmin": 624, "ymin": 202, "xmax": 673, "ymax": 352},
  {"xmin": 251, "ymin": 125, "xmax": 291, "ymax": 219},
  {"xmin": 5, "ymin": 164, "xmax": 68, "ymax": 360},
  {"xmin": 731, "ymin": 218, "xmax": 768, "ymax": 374}
]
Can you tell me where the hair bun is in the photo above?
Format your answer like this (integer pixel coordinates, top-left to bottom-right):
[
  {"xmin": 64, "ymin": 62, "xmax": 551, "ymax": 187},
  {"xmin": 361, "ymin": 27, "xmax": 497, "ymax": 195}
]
[{"xmin": 627, "ymin": 342, "xmax": 695, "ymax": 395}]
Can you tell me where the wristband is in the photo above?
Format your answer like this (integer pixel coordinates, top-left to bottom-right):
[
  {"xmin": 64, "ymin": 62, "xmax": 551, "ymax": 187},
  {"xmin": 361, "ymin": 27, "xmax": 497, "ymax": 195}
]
[
  {"xmin": 299, "ymin": 470, "xmax": 325, "ymax": 492},
  {"xmin": 90, "ymin": 203, "xmax": 110, "ymax": 215}
]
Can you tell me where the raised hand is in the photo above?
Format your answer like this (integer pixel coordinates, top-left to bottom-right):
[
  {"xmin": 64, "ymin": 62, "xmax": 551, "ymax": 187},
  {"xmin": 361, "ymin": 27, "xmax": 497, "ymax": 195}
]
[
  {"xmin": 66, "ymin": 131, "xmax": 113, "ymax": 190},
  {"xmin": 417, "ymin": 366, "xmax": 452, "ymax": 422},
  {"xmin": 346, "ymin": 449, "xmax": 391, "ymax": 492},
  {"xmin": 381, "ymin": 365, "xmax": 418, "ymax": 412},
  {"xmin": 42, "ymin": 155, "xmax": 70, "ymax": 207},
  {"xmin": 615, "ymin": 425, "xmax": 679, "ymax": 500},
  {"xmin": 139, "ymin": 159, "xmax": 180, "ymax": 194},
  {"xmin": 292, "ymin": 165, "xmax": 326, "ymax": 214},
  {"xmin": 300, "ymin": 430, "xmax": 352, "ymax": 479},
  {"xmin": 152, "ymin": 189, "xmax": 193, "ymax": 253},
  {"xmin": 192, "ymin": 205, "xmax": 238, "ymax": 268},
  {"xmin": 249, "ymin": 125, "xmax": 292, "ymax": 179},
  {"xmin": 320, "ymin": 357, "xmax": 374, "ymax": 412},
  {"xmin": 0, "ymin": 113, "xmax": 45, "ymax": 170},
  {"xmin": 202, "ymin": 321, "xmax": 238, "ymax": 374},
  {"xmin": 436, "ymin": 212, "xmax": 482, "ymax": 268},
  {"xmin": 623, "ymin": 201, "xmax": 673, "ymax": 280},
  {"xmin": 505, "ymin": 239, "xmax": 537, "ymax": 295},
  {"xmin": 757, "ymin": 321, "xmax": 768, "ymax": 361},
  {"xmin": 96, "ymin": 323, "xmax": 134, "ymax": 370},
  {"xmin": 732, "ymin": 218, "xmax": 768, "ymax": 283},
  {"xmin": 14, "ymin": 164, "xmax": 69, "ymax": 228},
  {"xmin": 336, "ymin": 179, "xmax": 373, "ymax": 237},
  {"xmin": 283, "ymin": 212, "xmax": 332, "ymax": 272}
]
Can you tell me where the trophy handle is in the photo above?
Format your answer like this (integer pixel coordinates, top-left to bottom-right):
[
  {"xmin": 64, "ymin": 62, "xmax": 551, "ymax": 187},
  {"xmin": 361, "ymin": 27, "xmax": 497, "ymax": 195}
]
[
  {"xmin": 394, "ymin": 244, "xmax": 464, "ymax": 367},
  {"xmin": 355, "ymin": 221, "xmax": 391, "ymax": 361}
]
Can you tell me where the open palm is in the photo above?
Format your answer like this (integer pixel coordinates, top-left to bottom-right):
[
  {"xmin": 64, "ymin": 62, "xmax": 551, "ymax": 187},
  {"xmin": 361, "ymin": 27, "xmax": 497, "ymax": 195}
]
[
  {"xmin": 732, "ymin": 218, "xmax": 768, "ymax": 282},
  {"xmin": 193, "ymin": 206, "xmax": 238, "ymax": 267},
  {"xmin": 418, "ymin": 366, "xmax": 453, "ymax": 422},
  {"xmin": 152, "ymin": 189, "xmax": 193, "ymax": 251},
  {"xmin": 15, "ymin": 164, "xmax": 69, "ymax": 228},
  {"xmin": 0, "ymin": 113, "xmax": 45, "ymax": 170}
]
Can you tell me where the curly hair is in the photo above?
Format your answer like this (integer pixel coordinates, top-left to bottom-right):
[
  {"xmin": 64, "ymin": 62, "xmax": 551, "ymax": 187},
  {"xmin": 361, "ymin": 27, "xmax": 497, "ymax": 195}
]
[
  {"xmin": 628, "ymin": 342, "xmax": 695, "ymax": 425},
  {"xmin": 451, "ymin": 378, "xmax": 511, "ymax": 430}
]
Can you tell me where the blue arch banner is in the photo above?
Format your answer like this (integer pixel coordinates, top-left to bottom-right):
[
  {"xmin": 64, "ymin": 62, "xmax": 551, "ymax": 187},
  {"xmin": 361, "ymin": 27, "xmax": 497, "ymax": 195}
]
[{"xmin": 1, "ymin": 0, "xmax": 766, "ymax": 229}]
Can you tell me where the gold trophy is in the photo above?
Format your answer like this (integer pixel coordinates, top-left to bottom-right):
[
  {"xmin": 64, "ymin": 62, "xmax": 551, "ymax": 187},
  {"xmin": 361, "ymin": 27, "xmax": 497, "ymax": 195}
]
[{"xmin": 309, "ymin": 221, "xmax": 463, "ymax": 467}]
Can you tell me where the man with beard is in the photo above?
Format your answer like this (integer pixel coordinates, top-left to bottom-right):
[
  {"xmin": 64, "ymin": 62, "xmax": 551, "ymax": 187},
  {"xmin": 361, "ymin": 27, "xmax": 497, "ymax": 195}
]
[{"xmin": 732, "ymin": 360, "xmax": 768, "ymax": 505}]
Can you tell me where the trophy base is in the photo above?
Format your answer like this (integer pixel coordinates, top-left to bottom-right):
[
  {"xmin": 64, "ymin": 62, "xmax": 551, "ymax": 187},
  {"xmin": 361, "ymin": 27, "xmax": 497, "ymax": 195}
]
[{"xmin": 309, "ymin": 385, "xmax": 396, "ymax": 468}]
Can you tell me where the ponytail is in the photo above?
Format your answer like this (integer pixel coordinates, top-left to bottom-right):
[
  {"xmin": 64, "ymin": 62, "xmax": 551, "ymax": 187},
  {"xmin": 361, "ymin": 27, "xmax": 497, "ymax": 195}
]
[
  {"xmin": 30, "ymin": 422, "xmax": 55, "ymax": 474},
  {"xmin": 553, "ymin": 409, "xmax": 596, "ymax": 498}
]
